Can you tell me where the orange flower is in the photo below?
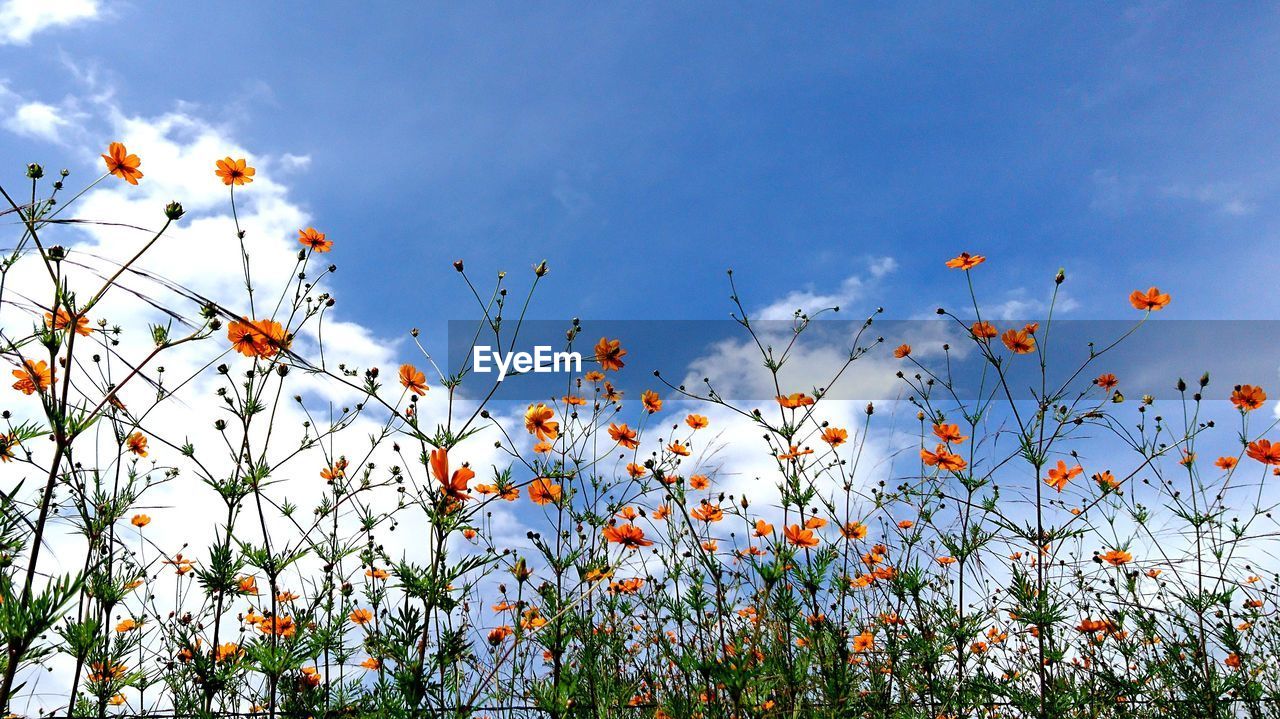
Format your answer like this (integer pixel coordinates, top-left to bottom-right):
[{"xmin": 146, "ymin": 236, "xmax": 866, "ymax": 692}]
[
  {"xmin": 1044, "ymin": 460, "xmax": 1083, "ymax": 492},
  {"xmin": 88, "ymin": 661, "xmax": 128, "ymax": 683},
  {"xmin": 226, "ymin": 318, "xmax": 289, "ymax": 358},
  {"xmin": 126, "ymin": 432, "xmax": 148, "ymax": 457},
  {"xmin": 604, "ymin": 523, "xmax": 654, "ymax": 549},
  {"xmin": 237, "ymin": 576, "xmax": 259, "ymax": 595},
  {"xmin": 691, "ymin": 503, "xmax": 724, "ymax": 522},
  {"xmin": 257, "ymin": 615, "xmax": 296, "ymax": 637},
  {"xmin": 297, "ymin": 227, "xmax": 332, "ymax": 252},
  {"xmin": 970, "ymin": 321, "xmax": 998, "ymax": 340},
  {"xmin": 360, "ymin": 657, "xmax": 381, "ymax": 670},
  {"xmin": 641, "ymin": 390, "xmax": 662, "ymax": 414},
  {"xmin": 1100, "ymin": 549, "xmax": 1132, "ymax": 566},
  {"xmin": 821, "ymin": 427, "xmax": 848, "ymax": 446},
  {"xmin": 840, "ymin": 521, "xmax": 868, "ymax": 540},
  {"xmin": 945, "ymin": 252, "xmax": 985, "ymax": 270},
  {"xmin": 399, "ymin": 364, "xmax": 428, "ymax": 395},
  {"xmin": 1246, "ymin": 439, "xmax": 1280, "ymax": 466},
  {"xmin": 667, "ymin": 441, "xmax": 691, "ymax": 457},
  {"xmin": 116, "ymin": 619, "xmax": 138, "ymax": 633},
  {"xmin": 893, "ymin": 344, "xmax": 911, "ymax": 359},
  {"xmin": 686, "ymin": 414, "xmax": 709, "ymax": 430},
  {"xmin": 1094, "ymin": 373, "xmax": 1119, "ymax": 390},
  {"xmin": 776, "ymin": 393, "xmax": 815, "ymax": 409},
  {"xmin": 45, "ymin": 308, "xmax": 91, "ymax": 336},
  {"xmin": 595, "ymin": 337, "xmax": 627, "ymax": 371},
  {"xmin": 609, "ymin": 422, "xmax": 639, "ymax": 449},
  {"xmin": 921, "ymin": 444, "xmax": 966, "ymax": 472},
  {"xmin": 349, "ymin": 608, "xmax": 374, "ymax": 625},
  {"xmin": 1215, "ymin": 456, "xmax": 1238, "ymax": 470},
  {"xmin": 488, "ymin": 626, "xmax": 514, "ymax": 644},
  {"xmin": 528, "ymin": 478, "xmax": 562, "ymax": 505},
  {"xmin": 102, "ymin": 142, "xmax": 143, "ymax": 184},
  {"xmin": 215, "ymin": 156, "xmax": 255, "ymax": 186},
  {"xmin": 131, "ymin": 514, "xmax": 150, "ymax": 527},
  {"xmin": 1231, "ymin": 384, "xmax": 1266, "ymax": 412},
  {"xmin": 897, "ymin": 520, "xmax": 915, "ymax": 529},
  {"xmin": 11, "ymin": 359, "xmax": 53, "ymax": 395},
  {"xmin": 652, "ymin": 504, "xmax": 670, "ymax": 520},
  {"xmin": 852, "ymin": 630, "xmax": 875, "ymax": 652},
  {"xmin": 1093, "ymin": 470, "xmax": 1119, "ymax": 490},
  {"xmin": 430, "ymin": 448, "xmax": 473, "ymax": 502},
  {"xmin": 1129, "ymin": 286, "xmax": 1170, "ymax": 311},
  {"xmin": 214, "ymin": 642, "xmax": 243, "ymax": 663},
  {"xmin": 525, "ymin": 403, "xmax": 560, "ymax": 440},
  {"xmin": 1225, "ymin": 653, "xmax": 1242, "ymax": 669},
  {"xmin": 937, "ymin": 556, "xmax": 956, "ymax": 566},
  {"xmin": 932, "ymin": 423, "xmax": 968, "ymax": 444},
  {"xmin": 753, "ymin": 519, "xmax": 773, "ymax": 537},
  {"xmin": 784, "ymin": 524, "xmax": 819, "ymax": 548},
  {"xmin": 366, "ymin": 568, "xmax": 389, "ymax": 580},
  {"xmin": 1001, "ymin": 328, "xmax": 1036, "ymax": 354}
]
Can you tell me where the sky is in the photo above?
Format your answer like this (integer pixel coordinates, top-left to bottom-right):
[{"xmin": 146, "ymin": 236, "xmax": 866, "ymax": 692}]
[
  {"xmin": 1, "ymin": 4, "xmax": 1278, "ymax": 711},
  {"xmin": 2, "ymin": 1, "xmax": 1279, "ymax": 336}
]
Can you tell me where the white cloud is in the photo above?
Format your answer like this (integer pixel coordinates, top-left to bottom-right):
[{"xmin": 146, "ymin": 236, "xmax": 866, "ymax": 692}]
[
  {"xmin": 4, "ymin": 100, "xmax": 72, "ymax": 142},
  {"xmin": 755, "ymin": 256, "xmax": 896, "ymax": 321},
  {"xmin": 0, "ymin": 0, "xmax": 100, "ymax": 45}
]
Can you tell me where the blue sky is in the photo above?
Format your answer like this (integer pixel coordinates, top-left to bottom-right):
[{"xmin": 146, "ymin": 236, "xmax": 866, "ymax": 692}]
[{"xmin": 2, "ymin": 2, "xmax": 1279, "ymax": 332}]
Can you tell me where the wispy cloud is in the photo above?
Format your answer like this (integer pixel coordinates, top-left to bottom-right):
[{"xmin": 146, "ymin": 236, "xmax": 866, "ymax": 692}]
[{"xmin": 0, "ymin": 0, "xmax": 100, "ymax": 45}]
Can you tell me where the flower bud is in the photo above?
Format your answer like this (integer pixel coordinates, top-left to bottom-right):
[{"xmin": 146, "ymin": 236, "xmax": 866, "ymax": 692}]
[
  {"xmin": 534, "ymin": 260, "xmax": 549, "ymax": 277},
  {"xmin": 26, "ymin": 163, "xmax": 43, "ymax": 179},
  {"xmin": 164, "ymin": 201, "xmax": 185, "ymax": 220}
]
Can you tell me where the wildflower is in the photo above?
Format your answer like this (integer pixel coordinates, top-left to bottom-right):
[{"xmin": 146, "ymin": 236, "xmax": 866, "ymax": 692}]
[
  {"xmin": 691, "ymin": 503, "xmax": 724, "ymax": 522},
  {"xmin": 667, "ymin": 441, "xmax": 690, "ymax": 457},
  {"xmin": 1225, "ymin": 653, "xmax": 1242, "ymax": 669},
  {"xmin": 1129, "ymin": 286, "xmax": 1171, "ymax": 311},
  {"xmin": 821, "ymin": 427, "xmax": 848, "ymax": 446},
  {"xmin": 604, "ymin": 524, "xmax": 654, "ymax": 549},
  {"xmin": 257, "ymin": 615, "xmax": 296, "ymax": 637},
  {"xmin": 276, "ymin": 591, "xmax": 298, "ymax": 602},
  {"xmin": 852, "ymin": 630, "xmax": 875, "ymax": 652},
  {"xmin": 937, "ymin": 556, "xmax": 956, "ymax": 566},
  {"xmin": 893, "ymin": 344, "xmax": 911, "ymax": 358},
  {"xmin": 226, "ymin": 318, "xmax": 290, "ymax": 358},
  {"xmin": 1001, "ymin": 328, "xmax": 1036, "ymax": 354},
  {"xmin": 652, "ymin": 505, "xmax": 670, "ymax": 520},
  {"xmin": 360, "ymin": 657, "xmax": 381, "ymax": 670},
  {"xmin": 932, "ymin": 423, "xmax": 967, "ymax": 444},
  {"xmin": 1094, "ymin": 373, "xmax": 1118, "ymax": 389},
  {"xmin": 11, "ymin": 359, "xmax": 53, "ymax": 395},
  {"xmin": 366, "ymin": 568, "xmax": 389, "ymax": 580},
  {"xmin": 525, "ymin": 403, "xmax": 560, "ymax": 440},
  {"xmin": 1246, "ymin": 439, "xmax": 1280, "ymax": 465},
  {"xmin": 753, "ymin": 519, "xmax": 773, "ymax": 537},
  {"xmin": 88, "ymin": 662, "xmax": 128, "ymax": 683},
  {"xmin": 641, "ymin": 390, "xmax": 662, "ymax": 413},
  {"xmin": 921, "ymin": 444, "xmax": 966, "ymax": 472},
  {"xmin": 1231, "ymin": 384, "xmax": 1266, "ymax": 411},
  {"xmin": 115, "ymin": 619, "xmax": 138, "ymax": 633},
  {"xmin": 399, "ymin": 364, "xmax": 428, "ymax": 395},
  {"xmin": 1045, "ymin": 460, "xmax": 1082, "ymax": 492},
  {"xmin": 595, "ymin": 337, "xmax": 626, "ymax": 371},
  {"xmin": 945, "ymin": 252, "xmax": 985, "ymax": 270},
  {"xmin": 109, "ymin": 694, "xmax": 126, "ymax": 706},
  {"xmin": 1093, "ymin": 471, "xmax": 1119, "ymax": 490},
  {"xmin": 897, "ymin": 520, "xmax": 915, "ymax": 529},
  {"xmin": 350, "ymin": 608, "xmax": 374, "ymax": 625},
  {"xmin": 102, "ymin": 142, "xmax": 143, "ymax": 184},
  {"xmin": 776, "ymin": 393, "xmax": 815, "ymax": 409},
  {"xmin": 489, "ymin": 626, "xmax": 515, "ymax": 644},
  {"xmin": 840, "ymin": 522, "xmax": 868, "ymax": 540},
  {"xmin": 237, "ymin": 576, "xmax": 259, "ymax": 595},
  {"xmin": 297, "ymin": 227, "xmax": 332, "ymax": 252},
  {"xmin": 430, "ymin": 448, "xmax": 473, "ymax": 502},
  {"xmin": 215, "ymin": 156, "xmax": 255, "ymax": 186},
  {"xmin": 1100, "ymin": 549, "xmax": 1132, "ymax": 566},
  {"xmin": 689, "ymin": 474, "xmax": 710, "ymax": 489},
  {"xmin": 686, "ymin": 413, "xmax": 709, "ymax": 429},
  {"xmin": 0, "ymin": 434, "xmax": 15, "ymax": 463},
  {"xmin": 626, "ymin": 463, "xmax": 645, "ymax": 478},
  {"xmin": 45, "ymin": 308, "xmax": 91, "ymax": 336},
  {"xmin": 300, "ymin": 666, "xmax": 321, "ymax": 688},
  {"xmin": 609, "ymin": 422, "xmax": 639, "ymax": 449},
  {"xmin": 126, "ymin": 432, "xmax": 148, "ymax": 457},
  {"xmin": 533, "ymin": 441, "xmax": 553, "ymax": 453},
  {"xmin": 971, "ymin": 321, "xmax": 998, "ymax": 340},
  {"xmin": 1216, "ymin": 456, "xmax": 1238, "ymax": 470},
  {"xmin": 528, "ymin": 478, "xmax": 562, "ymax": 505},
  {"xmin": 321, "ymin": 458, "xmax": 348, "ymax": 482},
  {"xmin": 214, "ymin": 643, "xmax": 243, "ymax": 662},
  {"xmin": 131, "ymin": 514, "xmax": 151, "ymax": 527},
  {"xmin": 784, "ymin": 524, "xmax": 819, "ymax": 548}
]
